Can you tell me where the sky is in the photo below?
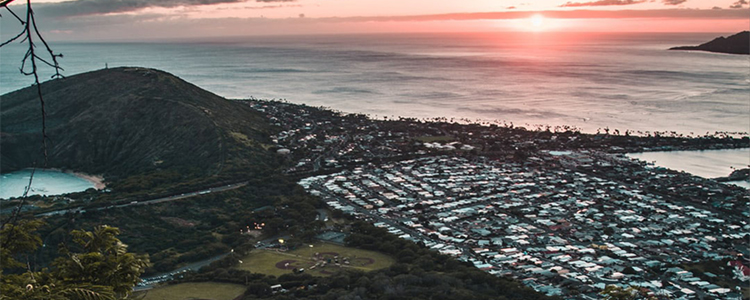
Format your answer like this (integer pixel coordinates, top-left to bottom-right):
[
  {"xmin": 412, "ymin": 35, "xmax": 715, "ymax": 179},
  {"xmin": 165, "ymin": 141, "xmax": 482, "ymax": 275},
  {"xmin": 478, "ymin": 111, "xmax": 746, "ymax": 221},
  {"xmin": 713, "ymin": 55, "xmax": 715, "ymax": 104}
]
[{"xmin": 2, "ymin": 0, "xmax": 749, "ymax": 40}]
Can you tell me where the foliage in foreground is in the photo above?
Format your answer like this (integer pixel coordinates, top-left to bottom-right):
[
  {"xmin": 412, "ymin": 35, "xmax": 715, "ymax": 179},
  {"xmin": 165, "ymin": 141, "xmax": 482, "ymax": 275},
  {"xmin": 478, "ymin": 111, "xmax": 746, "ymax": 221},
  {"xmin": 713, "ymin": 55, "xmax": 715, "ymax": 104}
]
[{"xmin": 0, "ymin": 221, "xmax": 149, "ymax": 300}]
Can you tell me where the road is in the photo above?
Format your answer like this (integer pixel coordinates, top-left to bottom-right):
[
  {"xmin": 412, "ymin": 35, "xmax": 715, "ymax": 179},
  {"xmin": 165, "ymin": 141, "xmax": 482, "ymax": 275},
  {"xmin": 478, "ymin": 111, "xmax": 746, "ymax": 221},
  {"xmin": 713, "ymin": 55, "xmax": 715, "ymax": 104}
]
[
  {"xmin": 134, "ymin": 252, "xmax": 231, "ymax": 291},
  {"xmin": 36, "ymin": 181, "xmax": 249, "ymax": 217}
]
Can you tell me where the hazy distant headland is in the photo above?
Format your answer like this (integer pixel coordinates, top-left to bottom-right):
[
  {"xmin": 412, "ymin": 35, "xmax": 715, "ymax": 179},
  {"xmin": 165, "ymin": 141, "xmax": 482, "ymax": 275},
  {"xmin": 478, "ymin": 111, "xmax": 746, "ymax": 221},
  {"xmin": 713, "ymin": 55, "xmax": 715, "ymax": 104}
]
[{"xmin": 670, "ymin": 31, "xmax": 750, "ymax": 55}]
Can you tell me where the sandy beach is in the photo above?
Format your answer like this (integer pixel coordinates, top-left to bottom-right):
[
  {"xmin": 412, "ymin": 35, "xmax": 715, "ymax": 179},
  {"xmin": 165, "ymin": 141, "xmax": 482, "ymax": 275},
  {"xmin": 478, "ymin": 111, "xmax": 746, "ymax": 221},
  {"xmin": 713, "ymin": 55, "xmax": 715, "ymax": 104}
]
[
  {"xmin": 70, "ymin": 172, "xmax": 106, "ymax": 190},
  {"xmin": 1, "ymin": 169, "xmax": 105, "ymax": 199}
]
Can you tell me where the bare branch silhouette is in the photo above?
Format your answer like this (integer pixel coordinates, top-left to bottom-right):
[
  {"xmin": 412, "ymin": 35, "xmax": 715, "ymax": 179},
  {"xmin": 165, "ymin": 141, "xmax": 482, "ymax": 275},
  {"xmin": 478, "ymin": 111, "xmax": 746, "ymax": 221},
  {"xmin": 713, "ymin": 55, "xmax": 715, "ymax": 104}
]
[
  {"xmin": 1, "ymin": 0, "xmax": 64, "ymax": 227},
  {"xmin": 3, "ymin": 0, "xmax": 64, "ymax": 166},
  {"xmin": 0, "ymin": 166, "xmax": 36, "ymax": 230},
  {"xmin": 1, "ymin": 0, "xmax": 17, "ymax": 8}
]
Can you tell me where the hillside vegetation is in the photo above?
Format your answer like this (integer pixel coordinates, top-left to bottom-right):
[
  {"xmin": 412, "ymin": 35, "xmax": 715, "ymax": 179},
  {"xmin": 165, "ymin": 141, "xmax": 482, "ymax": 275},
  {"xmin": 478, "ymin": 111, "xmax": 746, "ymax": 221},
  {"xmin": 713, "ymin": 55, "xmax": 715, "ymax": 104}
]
[{"xmin": 1, "ymin": 67, "xmax": 275, "ymax": 194}]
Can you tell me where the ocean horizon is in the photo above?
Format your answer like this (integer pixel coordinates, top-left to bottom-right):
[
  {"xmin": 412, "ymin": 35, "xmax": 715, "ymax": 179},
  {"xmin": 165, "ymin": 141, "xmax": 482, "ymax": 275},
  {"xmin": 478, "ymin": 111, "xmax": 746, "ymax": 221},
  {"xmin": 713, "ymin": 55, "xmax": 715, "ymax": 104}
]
[
  {"xmin": 2, "ymin": 32, "xmax": 748, "ymax": 136},
  {"xmin": 2, "ymin": 21, "xmax": 750, "ymax": 299}
]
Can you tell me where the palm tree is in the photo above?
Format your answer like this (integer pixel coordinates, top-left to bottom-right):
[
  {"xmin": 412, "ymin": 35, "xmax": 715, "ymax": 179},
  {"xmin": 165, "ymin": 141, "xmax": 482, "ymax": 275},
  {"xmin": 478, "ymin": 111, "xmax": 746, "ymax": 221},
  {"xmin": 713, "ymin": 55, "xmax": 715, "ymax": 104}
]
[
  {"xmin": 1, "ymin": 223, "xmax": 149, "ymax": 300},
  {"xmin": 54, "ymin": 226, "xmax": 150, "ymax": 299}
]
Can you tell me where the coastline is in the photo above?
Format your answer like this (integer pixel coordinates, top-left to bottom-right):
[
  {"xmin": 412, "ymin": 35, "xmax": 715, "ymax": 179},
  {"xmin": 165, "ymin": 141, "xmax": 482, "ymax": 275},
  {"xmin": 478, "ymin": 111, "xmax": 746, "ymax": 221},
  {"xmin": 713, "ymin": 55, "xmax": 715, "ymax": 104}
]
[
  {"xmin": 0, "ymin": 168, "xmax": 105, "ymax": 199},
  {"xmin": 67, "ymin": 171, "xmax": 106, "ymax": 190},
  {"xmin": 37, "ymin": 168, "xmax": 106, "ymax": 190}
]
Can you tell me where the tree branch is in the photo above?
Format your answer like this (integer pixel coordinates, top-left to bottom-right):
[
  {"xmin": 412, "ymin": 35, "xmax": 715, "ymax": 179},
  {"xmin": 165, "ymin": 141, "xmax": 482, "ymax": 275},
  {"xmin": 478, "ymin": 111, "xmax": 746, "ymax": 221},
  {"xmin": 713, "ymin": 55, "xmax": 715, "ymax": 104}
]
[
  {"xmin": 0, "ymin": 0, "xmax": 63, "ymax": 228},
  {"xmin": 0, "ymin": 0, "xmax": 16, "ymax": 7}
]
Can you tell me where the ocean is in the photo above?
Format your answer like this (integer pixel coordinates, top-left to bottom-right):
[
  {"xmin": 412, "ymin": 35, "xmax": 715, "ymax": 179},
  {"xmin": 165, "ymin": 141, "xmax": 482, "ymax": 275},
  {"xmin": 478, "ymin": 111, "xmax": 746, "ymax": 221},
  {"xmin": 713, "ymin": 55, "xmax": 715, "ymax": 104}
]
[
  {"xmin": 628, "ymin": 149, "xmax": 750, "ymax": 189},
  {"xmin": 1, "ymin": 32, "xmax": 748, "ymax": 193},
  {"xmin": 2, "ymin": 32, "xmax": 748, "ymax": 135},
  {"xmin": 0, "ymin": 169, "xmax": 95, "ymax": 199}
]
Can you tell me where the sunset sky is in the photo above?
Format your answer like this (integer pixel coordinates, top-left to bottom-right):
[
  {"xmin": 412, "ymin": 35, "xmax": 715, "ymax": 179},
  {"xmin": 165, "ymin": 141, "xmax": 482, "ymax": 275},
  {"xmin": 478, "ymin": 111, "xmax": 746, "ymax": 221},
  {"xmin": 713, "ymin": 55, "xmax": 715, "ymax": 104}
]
[{"xmin": 3, "ymin": 0, "xmax": 749, "ymax": 40}]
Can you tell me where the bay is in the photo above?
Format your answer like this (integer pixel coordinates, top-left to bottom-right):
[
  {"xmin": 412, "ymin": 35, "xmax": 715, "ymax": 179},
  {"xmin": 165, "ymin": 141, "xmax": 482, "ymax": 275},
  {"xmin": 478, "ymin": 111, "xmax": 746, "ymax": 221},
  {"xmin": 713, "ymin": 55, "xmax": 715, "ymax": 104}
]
[{"xmin": 0, "ymin": 169, "xmax": 96, "ymax": 199}]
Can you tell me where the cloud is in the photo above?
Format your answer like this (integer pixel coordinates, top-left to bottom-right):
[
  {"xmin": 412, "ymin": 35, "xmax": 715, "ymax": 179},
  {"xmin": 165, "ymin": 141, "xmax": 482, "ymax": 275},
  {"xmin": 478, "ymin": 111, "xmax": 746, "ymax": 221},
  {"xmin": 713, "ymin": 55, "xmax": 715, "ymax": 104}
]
[
  {"xmin": 729, "ymin": 0, "xmax": 748, "ymax": 8},
  {"xmin": 3, "ymin": 6, "xmax": 746, "ymax": 42},
  {"xmin": 324, "ymin": 9, "xmax": 750, "ymax": 22},
  {"xmin": 34, "ymin": 0, "xmax": 239, "ymax": 18},
  {"xmin": 214, "ymin": 4, "xmax": 302, "ymax": 10},
  {"xmin": 11, "ymin": 6, "xmax": 747, "ymax": 42},
  {"xmin": 662, "ymin": 0, "xmax": 687, "ymax": 5},
  {"xmin": 559, "ymin": 0, "xmax": 646, "ymax": 7},
  {"xmin": 32, "ymin": 0, "xmax": 296, "ymax": 18},
  {"xmin": 712, "ymin": 6, "xmax": 722, "ymax": 9}
]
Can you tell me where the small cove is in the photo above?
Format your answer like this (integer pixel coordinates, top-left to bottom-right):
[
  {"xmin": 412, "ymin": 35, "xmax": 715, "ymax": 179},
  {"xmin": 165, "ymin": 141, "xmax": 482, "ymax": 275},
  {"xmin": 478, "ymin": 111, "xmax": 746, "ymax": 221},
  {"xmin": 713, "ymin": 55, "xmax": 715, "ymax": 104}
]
[{"xmin": 0, "ymin": 169, "xmax": 103, "ymax": 199}]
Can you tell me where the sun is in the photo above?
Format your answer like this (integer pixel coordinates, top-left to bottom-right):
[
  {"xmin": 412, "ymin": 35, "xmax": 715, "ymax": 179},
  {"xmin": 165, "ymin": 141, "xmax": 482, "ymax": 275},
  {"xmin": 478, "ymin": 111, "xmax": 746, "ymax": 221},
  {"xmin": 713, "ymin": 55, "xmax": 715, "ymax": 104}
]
[{"xmin": 530, "ymin": 14, "xmax": 545, "ymax": 29}]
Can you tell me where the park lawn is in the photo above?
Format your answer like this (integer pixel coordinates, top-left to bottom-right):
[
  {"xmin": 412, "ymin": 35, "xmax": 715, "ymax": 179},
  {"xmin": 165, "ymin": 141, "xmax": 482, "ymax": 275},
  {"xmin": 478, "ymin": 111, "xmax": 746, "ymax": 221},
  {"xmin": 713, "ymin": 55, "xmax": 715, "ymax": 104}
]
[
  {"xmin": 290, "ymin": 243, "xmax": 395, "ymax": 271},
  {"xmin": 136, "ymin": 282, "xmax": 246, "ymax": 300},
  {"xmin": 236, "ymin": 242, "xmax": 394, "ymax": 277},
  {"xmin": 236, "ymin": 250, "xmax": 299, "ymax": 277}
]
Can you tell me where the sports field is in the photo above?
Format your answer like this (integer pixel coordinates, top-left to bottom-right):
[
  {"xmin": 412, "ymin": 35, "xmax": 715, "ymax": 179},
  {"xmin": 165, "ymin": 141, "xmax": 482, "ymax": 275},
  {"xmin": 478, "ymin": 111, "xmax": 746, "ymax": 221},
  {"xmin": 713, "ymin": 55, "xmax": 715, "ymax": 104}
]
[
  {"xmin": 235, "ymin": 242, "xmax": 394, "ymax": 277},
  {"xmin": 136, "ymin": 282, "xmax": 246, "ymax": 300}
]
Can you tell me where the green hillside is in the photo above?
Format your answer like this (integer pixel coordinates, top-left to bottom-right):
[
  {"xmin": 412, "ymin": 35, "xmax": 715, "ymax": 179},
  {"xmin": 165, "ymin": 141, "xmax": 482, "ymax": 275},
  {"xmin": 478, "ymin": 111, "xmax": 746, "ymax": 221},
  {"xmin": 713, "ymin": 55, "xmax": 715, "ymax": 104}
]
[{"xmin": 1, "ymin": 67, "xmax": 275, "ymax": 194}]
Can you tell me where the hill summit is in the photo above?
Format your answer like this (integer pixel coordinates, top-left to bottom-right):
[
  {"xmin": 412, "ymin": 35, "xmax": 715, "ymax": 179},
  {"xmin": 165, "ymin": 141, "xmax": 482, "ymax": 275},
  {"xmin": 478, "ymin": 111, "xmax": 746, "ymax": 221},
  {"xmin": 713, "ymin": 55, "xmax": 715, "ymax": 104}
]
[
  {"xmin": 1, "ymin": 67, "xmax": 274, "ymax": 192},
  {"xmin": 670, "ymin": 31, "xmax": 750, "ymax": 55}
]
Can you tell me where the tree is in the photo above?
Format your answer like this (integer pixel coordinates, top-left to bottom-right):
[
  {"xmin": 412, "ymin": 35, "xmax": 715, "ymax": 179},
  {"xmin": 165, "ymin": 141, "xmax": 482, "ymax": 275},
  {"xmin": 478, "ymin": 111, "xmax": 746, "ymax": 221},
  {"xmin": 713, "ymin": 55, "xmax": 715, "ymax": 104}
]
[
  {"xmin": 244, "ymin": 282, "xmax": 272, "ymax": 297},
  {"xmin": 0, "ymin": 219, "xmax": 43, "ymax": 270},
  {"xmin": 0, "ymin": 222, "xmax": 150, "ymax": 300},
  {"xmin": 599, "ymin": 285, "xmax": 656, "ymax": 300},
  {"xmin": 54, "ymin": 226, "xmax": 150, "ymax": 298}
]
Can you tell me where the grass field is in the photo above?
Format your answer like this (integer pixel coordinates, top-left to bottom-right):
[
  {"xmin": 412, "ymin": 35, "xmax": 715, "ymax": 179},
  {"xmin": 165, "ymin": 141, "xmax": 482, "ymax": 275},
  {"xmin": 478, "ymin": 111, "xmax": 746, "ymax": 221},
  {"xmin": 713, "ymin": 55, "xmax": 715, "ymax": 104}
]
[
  {"xmin": 235, "ymin": 242, "xmax": 394, "ymax": 277},
  {"xmin": 135, "ymin": 282, "xmax": 246, "ymax": 300}
]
